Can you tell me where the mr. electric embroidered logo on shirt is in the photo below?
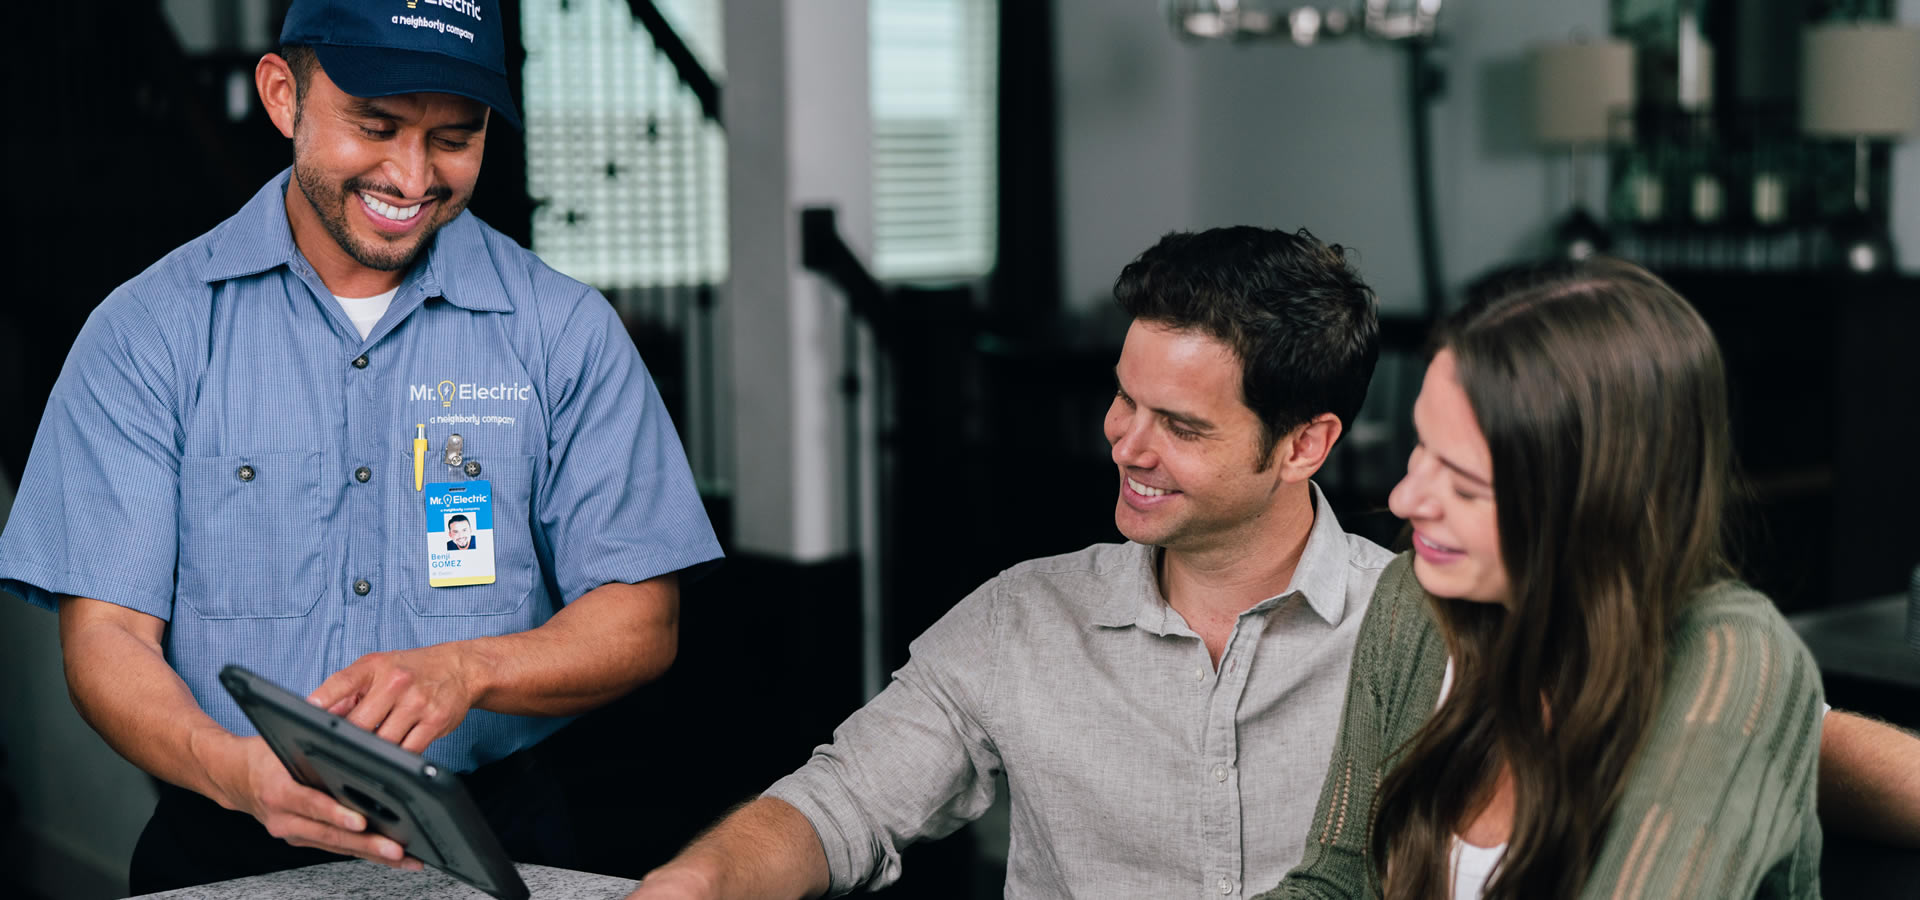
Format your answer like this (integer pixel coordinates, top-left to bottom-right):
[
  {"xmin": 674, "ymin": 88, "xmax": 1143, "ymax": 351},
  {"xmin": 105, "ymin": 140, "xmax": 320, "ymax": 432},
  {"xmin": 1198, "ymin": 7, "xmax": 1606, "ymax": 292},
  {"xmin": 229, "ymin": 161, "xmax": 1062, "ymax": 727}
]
[
  {"xmin": 411, "ymin": 380, "xmax": 531, "ymax": 427},
  {"xmin": 410, "ymin": 381, "xmax": 534, "ymax": 404}
]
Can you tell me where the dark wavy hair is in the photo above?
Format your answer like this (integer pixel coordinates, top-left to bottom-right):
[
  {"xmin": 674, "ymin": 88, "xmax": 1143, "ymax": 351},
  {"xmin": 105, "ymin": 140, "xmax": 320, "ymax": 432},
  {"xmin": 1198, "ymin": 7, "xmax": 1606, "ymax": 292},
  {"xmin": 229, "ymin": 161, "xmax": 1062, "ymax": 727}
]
[
  {"xmin": 1113, "ymin": 226, "xmax": 1379, "ymax": 466},
  {"xmin": 1371, "ymin": 256, "xmax": 1738, "ymax": 899}
]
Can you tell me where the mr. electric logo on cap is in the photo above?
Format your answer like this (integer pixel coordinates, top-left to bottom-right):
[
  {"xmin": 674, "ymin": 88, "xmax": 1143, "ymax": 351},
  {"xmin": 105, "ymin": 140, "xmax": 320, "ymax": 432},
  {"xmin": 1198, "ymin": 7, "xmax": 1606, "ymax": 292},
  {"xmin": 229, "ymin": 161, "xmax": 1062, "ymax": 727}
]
[{"xmin": 407, "ymin": 0, "xmax": 484, "ymax": 19}]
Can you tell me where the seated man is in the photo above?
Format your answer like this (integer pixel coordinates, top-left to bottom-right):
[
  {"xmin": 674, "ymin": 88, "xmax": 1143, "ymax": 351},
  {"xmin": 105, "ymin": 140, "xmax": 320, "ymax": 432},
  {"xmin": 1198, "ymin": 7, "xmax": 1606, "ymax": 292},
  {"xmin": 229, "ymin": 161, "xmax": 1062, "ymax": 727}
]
[{"xmin": 638, "ymin": 226, "xmax": 1392, "ymax": 897}]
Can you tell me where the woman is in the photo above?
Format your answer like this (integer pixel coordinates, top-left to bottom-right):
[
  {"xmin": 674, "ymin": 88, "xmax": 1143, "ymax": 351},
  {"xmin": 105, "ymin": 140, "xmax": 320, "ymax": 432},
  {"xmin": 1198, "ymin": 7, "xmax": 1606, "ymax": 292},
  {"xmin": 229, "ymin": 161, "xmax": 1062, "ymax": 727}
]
[{"xmin": 1257, "ymin": 257, "xmax": 1823, "ymax": 899}]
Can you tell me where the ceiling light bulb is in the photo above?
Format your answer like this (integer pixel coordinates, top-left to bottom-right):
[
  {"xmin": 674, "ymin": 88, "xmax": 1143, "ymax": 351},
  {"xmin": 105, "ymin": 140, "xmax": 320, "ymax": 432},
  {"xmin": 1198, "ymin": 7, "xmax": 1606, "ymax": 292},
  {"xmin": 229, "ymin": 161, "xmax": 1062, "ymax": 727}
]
[{"xmin": 1289, "ymin": 7, "xmax": 1323, "ymax": 46}]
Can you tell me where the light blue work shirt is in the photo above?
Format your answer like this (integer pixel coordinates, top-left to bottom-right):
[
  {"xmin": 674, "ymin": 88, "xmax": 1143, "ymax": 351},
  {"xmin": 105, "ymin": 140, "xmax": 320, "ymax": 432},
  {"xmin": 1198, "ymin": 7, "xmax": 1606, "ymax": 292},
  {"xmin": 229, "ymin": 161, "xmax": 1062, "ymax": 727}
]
[{"xmin": 0, "ymin": 170, "xmax": 722, "ymax": 771}]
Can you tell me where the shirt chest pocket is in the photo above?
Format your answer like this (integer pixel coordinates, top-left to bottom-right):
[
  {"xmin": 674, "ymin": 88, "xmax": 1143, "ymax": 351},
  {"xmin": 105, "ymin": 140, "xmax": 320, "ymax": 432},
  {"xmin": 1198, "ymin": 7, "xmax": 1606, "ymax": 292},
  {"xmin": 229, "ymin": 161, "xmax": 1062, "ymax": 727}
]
[
  {"xmin": 177, "ymin": 451, "xmax": 328, "ymax": 619},
  {"xmin": 394, "ymin": 454, "xmax": 539, "ymax": 617}
]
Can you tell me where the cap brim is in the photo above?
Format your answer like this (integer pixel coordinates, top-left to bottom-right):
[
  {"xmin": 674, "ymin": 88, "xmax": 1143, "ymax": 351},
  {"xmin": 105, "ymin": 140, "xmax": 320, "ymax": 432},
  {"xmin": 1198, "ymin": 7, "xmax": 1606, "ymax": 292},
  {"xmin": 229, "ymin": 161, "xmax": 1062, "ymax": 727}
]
[{"xmin": 312, "ymin": 44, "xmax": 522, "ymax": 131}]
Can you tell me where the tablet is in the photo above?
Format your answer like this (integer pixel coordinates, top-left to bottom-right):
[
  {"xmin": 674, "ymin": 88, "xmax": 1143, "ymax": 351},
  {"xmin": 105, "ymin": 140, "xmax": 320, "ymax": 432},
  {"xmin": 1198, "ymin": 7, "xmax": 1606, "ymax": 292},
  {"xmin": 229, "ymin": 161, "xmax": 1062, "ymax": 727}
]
[{"xmin": 219, "ymin": 664, "xmax": 531, "ymax": 900}]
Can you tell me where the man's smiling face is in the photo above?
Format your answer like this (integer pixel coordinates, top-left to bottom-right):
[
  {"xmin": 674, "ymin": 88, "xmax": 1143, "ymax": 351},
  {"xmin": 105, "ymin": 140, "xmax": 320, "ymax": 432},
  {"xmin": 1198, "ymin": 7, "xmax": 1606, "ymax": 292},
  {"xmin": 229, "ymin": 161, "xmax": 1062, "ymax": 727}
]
[
  {"xmin": 279, "ymin": 57, "xmax": 489, "ymax": 280},
  {"xmin": 1103, "ymin": 320, "xmax": 1290, "ymax": 555}
]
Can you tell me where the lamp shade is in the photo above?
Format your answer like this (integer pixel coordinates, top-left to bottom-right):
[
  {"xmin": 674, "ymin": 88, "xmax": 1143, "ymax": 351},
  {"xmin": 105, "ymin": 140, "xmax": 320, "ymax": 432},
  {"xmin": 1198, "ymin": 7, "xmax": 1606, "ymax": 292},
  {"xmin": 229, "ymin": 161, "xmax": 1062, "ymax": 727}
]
[
  {"xmin": 1533, "ymin": 39, "xmax": 1635, "ymax": 145},
  {"xmin": 1801, "ymin": 23, "xmax": 1920, "ymax": 137}
]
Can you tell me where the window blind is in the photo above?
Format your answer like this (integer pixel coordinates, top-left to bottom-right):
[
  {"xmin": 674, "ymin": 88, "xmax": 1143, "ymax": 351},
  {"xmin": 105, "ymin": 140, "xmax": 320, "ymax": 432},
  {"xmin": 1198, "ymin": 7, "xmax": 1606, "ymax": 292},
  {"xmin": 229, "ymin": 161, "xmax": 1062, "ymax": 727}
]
[
  {"xmin": 871, "ymin": 0, "xmax": 999, "ymax": 281},
  {"xmin": 522, "ymin": 0, "xmax": 728, "ymax": 292}
]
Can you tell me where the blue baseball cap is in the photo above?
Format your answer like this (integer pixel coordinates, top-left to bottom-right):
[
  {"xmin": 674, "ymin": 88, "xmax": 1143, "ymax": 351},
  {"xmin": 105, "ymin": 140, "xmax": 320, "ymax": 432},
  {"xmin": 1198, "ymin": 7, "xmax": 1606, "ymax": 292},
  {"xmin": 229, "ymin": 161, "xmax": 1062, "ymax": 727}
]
[{"xmin": 279, "ymin": 0, "xmax": 522, "ymax": 130}]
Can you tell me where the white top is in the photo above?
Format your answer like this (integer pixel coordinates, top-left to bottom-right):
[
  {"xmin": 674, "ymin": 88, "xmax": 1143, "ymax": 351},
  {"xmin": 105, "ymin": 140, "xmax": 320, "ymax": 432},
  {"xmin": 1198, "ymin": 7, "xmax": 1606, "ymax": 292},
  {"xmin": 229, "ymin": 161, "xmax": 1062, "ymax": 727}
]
[
  {"xmin": 333, "ymin": 286, "xmax": 400, "ymax": 340},
  {"xmin": 1438, "ymin": 658, "xmax": 1508, "ymax": 899},
  {"xmin": 1449, "ymin": 838, "xmax": 1506, "ymax": 900}
]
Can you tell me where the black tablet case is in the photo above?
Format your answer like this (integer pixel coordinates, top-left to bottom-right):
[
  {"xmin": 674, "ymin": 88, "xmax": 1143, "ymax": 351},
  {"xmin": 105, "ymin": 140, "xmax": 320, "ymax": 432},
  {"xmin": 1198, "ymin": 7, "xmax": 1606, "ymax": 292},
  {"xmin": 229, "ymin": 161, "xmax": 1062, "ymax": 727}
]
[{"xmin": 220, "ymin": 664, "xmax": 531, "ymax": 900}]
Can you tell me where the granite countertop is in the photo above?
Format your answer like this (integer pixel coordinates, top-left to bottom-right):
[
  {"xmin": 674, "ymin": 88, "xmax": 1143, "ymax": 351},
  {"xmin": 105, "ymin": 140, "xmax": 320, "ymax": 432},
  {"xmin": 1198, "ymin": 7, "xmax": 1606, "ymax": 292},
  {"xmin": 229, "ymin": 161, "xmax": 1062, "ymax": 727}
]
[{"xmin": 130, "ymin": 861, "xmax": 639, "ymax": 899}]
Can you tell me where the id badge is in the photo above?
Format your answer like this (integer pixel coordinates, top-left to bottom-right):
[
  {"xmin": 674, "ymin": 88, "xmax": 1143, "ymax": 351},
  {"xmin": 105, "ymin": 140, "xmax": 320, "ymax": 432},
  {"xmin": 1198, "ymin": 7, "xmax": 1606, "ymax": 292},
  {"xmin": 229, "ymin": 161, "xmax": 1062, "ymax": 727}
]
[{"xmin": 424, "ymin": 481, "xmax": 496, "ymax": 587}]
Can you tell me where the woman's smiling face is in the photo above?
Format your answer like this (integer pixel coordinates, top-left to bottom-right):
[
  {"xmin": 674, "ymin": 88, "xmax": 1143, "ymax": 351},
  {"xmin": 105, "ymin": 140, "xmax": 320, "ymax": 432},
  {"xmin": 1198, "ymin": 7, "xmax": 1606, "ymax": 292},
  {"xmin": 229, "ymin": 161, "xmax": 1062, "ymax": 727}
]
[{"xmin": 1389, "ymin": 350, "xmax": 1509, "ymax": 605}]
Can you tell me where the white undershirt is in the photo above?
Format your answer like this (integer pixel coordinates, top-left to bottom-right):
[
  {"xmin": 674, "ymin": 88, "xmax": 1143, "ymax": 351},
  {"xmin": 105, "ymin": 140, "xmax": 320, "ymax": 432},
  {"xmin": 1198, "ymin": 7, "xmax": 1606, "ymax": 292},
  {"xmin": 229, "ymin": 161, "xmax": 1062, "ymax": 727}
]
[
  {"xmin": 1449, "ymin": 839, "xmax": 1505, "ymax": 900},
  {"xmin": 333, "ymin": 286, "xmax": 400, "ymax": 340},
  {"xmin": 1437, "ymin": 658, "xmax": 1508, "ymax": 899}
]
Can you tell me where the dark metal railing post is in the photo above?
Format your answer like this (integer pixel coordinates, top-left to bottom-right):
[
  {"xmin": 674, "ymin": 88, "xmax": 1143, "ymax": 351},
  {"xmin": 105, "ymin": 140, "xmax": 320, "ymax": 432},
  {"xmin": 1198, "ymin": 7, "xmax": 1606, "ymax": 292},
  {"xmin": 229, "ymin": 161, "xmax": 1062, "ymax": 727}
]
[{"xmin": 801, "ymin": 206, "xmax": 892, "ymax": 698}]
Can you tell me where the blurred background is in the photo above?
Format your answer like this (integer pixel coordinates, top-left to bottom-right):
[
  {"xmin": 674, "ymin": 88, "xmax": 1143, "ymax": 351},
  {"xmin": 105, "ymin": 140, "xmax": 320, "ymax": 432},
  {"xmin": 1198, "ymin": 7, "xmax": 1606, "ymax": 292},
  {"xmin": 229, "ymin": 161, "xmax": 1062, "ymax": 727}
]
[{"xmin": 3, "ymin": 1, "xmax": 1918, "ymax": 896}]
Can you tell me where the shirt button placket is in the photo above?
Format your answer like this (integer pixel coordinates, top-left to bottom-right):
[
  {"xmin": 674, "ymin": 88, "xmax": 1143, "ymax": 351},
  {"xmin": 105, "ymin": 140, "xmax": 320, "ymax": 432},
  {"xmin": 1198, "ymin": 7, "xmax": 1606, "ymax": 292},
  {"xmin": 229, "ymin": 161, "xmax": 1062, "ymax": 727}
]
[
  {"xmin": 1205, "ymin": 632, "xmax": 1251, "ymax": 900},
  {"xmin": 342, "ymin": 320, "xmax": 385, "ymax": 650}
]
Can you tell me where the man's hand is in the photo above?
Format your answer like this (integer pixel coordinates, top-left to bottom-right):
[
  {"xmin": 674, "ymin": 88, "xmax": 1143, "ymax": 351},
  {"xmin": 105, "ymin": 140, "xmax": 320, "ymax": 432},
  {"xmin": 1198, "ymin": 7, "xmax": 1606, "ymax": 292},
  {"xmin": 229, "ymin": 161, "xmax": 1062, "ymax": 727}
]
[
  {"xmin": 308, "ymin": 576, "xmax": 681, "ymax": 756},
  {"xmin": 207, "ymin": 735, "xmax": 422, "ymax": 870},
  {"xmin": 626, "ymin": 867, "xmax": 720, "ymax": 900},
  {"xmin": 309, "ymin": 644, "xmax": 479, "ymax": 754},
  {"xmin": 624, "ymin": 797, "xmax": 830, "ymax": 900}
]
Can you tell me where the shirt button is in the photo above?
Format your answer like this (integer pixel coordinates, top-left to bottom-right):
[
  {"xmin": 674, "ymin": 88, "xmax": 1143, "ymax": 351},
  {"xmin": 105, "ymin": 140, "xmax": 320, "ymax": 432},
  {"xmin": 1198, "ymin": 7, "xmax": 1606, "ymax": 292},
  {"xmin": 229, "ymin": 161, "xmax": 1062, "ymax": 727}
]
[
  {"xmin": 1218, "ymin": 875, "xmax": 1235, "ymax": 895},
  {"xmin": 1193, "ymin": 667, "xmax": 1206, "ymax": 682},
  {"xmin": 1213, "ymin": 764, "xmax": 1229, "ymax": 783},
  {"xmin": 351, "ymin": 354, "xmax": 369, "ymax": 369},
  {"xmin": 463, "ymin": 460, "xmax": 482, "ymax": 477},
  {"xmin": 354, "ymin": 466, "xmax": 372, "ymax": 483},
  {"xmin": 235, "ymin": 465, "xmax": 255, "ymax": 482},
  {"xmin": 352, "ymin": 579, "xmax": 371, "ymax": 596}
]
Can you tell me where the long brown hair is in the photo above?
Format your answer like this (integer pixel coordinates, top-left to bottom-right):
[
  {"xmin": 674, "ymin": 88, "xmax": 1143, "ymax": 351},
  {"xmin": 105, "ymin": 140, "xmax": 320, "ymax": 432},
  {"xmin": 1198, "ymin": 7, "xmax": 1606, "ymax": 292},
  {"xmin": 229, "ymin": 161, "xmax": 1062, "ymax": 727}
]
[{"xmin": 1371, "ymin": 257, "xmax": 1737, "ymax": 899}]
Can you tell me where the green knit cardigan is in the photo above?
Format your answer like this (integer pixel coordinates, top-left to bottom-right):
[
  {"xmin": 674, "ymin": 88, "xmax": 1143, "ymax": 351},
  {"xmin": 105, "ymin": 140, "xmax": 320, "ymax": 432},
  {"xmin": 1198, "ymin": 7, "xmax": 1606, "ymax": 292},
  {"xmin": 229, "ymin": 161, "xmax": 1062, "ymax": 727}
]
[{"xmin": 1255, "ymin": 554, "xmax": 1824, "ymax": 899}]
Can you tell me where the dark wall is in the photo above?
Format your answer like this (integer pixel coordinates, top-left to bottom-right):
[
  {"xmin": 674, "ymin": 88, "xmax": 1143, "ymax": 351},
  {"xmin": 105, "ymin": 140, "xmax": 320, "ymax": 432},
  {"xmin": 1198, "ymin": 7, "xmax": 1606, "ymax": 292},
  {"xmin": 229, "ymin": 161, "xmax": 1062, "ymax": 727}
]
[{"xmin": 2, "ymin": 4, "xmax": 277, "ymax": 484}]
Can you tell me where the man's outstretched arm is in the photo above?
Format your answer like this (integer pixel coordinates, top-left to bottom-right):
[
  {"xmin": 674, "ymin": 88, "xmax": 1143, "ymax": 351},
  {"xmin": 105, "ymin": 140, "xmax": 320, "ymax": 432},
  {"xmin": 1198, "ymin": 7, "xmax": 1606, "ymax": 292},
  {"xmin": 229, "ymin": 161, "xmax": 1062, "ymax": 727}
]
[
  {"xmin": 633, "ymin": 577, "xmax": 1007, "ymax": 899},
  {"xmin": 629, "ymin": 797, "xmax": 831, "ymax": 900},
  {"xmin": 1819, "ymin": 708, "xmax": 1920, "ymax": 846},
  {"xmin": 307, "ymin": 574, "xmax": 680, "ymax": 753},
  {"xmin": 56, "ymin": 595, "xmax": 415, "ymax": 867}
]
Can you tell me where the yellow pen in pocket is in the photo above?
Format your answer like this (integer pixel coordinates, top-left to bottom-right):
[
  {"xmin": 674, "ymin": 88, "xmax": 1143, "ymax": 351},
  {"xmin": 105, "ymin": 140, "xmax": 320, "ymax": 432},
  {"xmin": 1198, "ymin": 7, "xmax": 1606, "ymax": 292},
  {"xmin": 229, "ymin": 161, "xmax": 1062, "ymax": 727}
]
[{"xmin": 413, "ymin": 424, "xmax": 427, "ymax": 491}]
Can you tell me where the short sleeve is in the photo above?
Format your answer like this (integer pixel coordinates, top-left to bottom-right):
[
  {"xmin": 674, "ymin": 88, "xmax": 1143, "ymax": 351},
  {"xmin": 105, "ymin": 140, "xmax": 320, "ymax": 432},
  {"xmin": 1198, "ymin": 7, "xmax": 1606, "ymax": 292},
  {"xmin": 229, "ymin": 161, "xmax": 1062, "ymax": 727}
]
[
  {"xmin": 0, "ymin": 291, "xmax": 184, "ymax": 618},
  {"xmin": 532, "ymin": 288, "xmax": 721, "ymax": 602}
]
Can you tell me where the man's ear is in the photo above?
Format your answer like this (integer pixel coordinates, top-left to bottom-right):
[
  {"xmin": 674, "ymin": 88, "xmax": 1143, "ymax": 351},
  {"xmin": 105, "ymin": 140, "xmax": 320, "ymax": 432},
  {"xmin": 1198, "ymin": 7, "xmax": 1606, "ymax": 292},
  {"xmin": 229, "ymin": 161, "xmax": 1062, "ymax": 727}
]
[
  {"xmin": 256, "ymin": 53, "xmax": 299, "ymax": 139},
  {"xmin": 1272, "ymin": 412, "xmax": 1344, "ymax": 484}
]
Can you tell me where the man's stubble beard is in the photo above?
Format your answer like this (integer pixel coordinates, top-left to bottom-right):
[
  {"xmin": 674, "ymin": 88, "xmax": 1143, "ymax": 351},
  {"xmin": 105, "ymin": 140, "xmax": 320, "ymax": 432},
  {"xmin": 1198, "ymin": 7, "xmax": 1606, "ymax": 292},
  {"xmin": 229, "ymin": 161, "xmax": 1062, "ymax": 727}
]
[{"xmin": 290, "ymin": 123, "xmax": 467, "ymax": 274}]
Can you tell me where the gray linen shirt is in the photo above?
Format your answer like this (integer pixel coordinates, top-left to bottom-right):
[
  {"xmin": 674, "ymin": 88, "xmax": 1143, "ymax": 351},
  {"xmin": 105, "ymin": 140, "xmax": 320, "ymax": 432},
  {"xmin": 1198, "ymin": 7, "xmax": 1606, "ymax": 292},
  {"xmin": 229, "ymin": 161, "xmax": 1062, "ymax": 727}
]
[{"xmin": 766, "ymin": 486, "xmax": 1393, "ymax": 898}]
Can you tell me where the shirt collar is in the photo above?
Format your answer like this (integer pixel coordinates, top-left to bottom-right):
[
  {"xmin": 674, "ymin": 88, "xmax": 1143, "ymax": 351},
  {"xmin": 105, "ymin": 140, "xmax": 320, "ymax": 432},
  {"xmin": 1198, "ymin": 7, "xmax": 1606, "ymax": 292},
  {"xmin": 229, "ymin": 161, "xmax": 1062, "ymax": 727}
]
[
  {"xmin": 1088, "ymin": 543, "xmax": 1175, "ymax": 631},
  {"xmin": 1090, "ymin": 481, "xmax": 1355, "ymax": 631},
  {"xmin": 199, "ymin": 169, "xmax": 514, "ymax": 314},
  {"xmin": 1281, "ymin": 482, "xmax": 1354, "ymax": 625},
  {"xmin": 200, "ymin": 170, "xmax": 303, "ymax": 284},
  {"xmin": 416, "ymin": 213, "xmax": 515, "ymax": 313}
]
